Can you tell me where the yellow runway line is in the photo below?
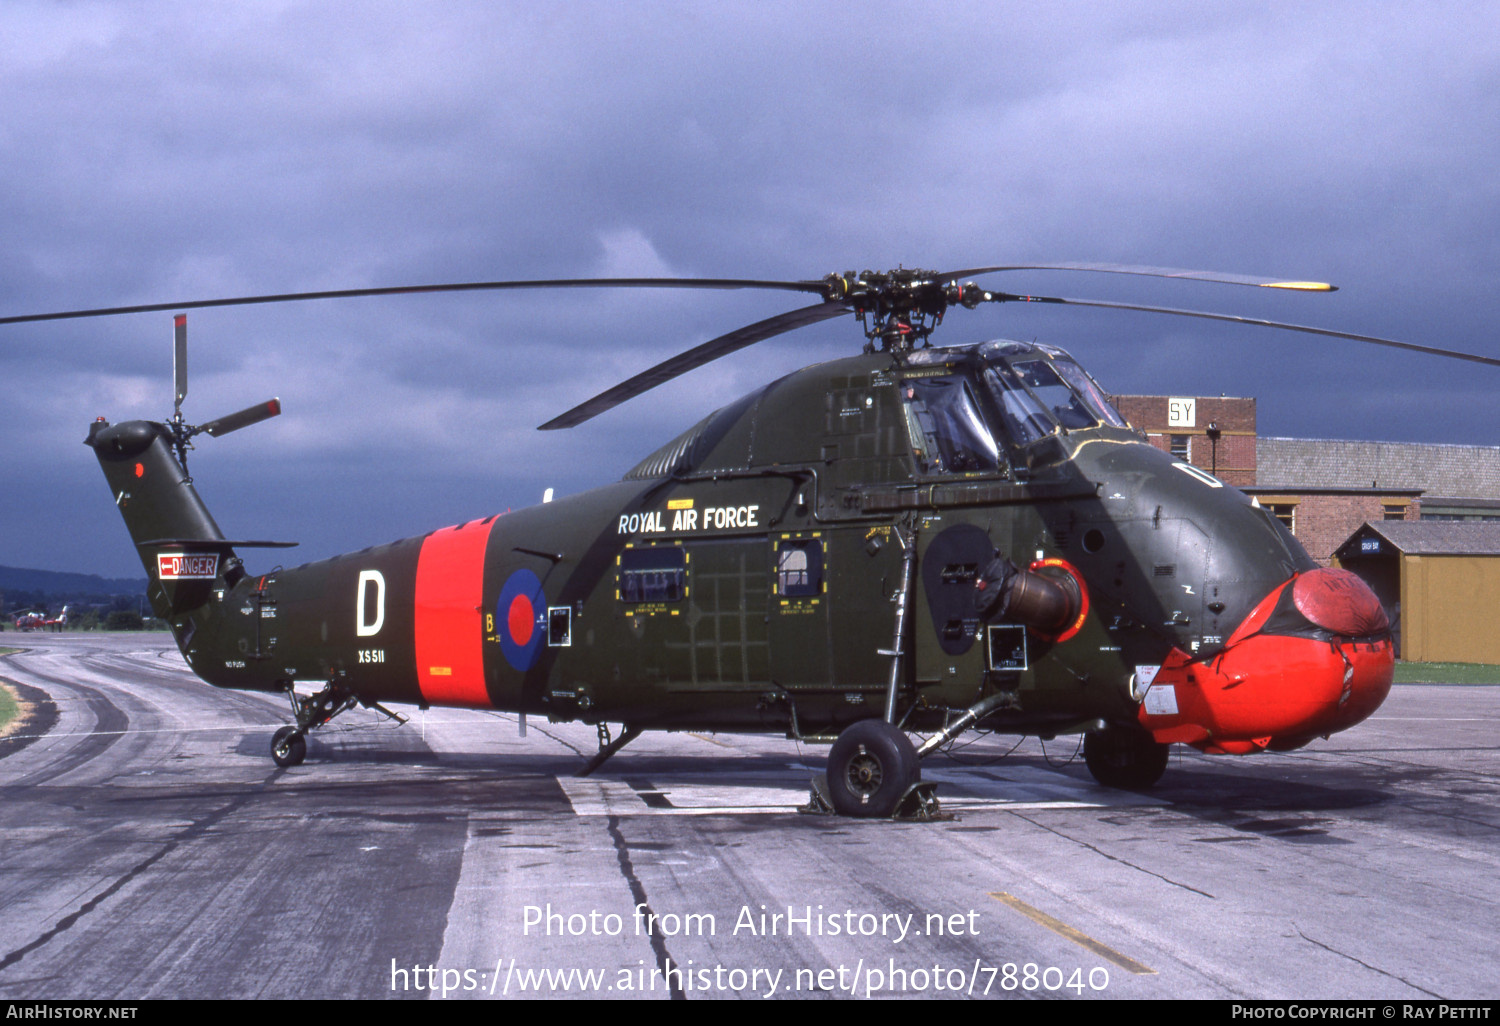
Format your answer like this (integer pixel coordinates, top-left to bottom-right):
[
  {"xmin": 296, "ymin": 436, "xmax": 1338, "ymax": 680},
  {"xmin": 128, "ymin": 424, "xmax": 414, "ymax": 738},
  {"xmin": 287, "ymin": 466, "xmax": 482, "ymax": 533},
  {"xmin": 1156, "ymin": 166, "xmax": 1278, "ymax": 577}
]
[{"xmin": 989, "ymin": 892, "xmax": 1156, "ymax": 975}]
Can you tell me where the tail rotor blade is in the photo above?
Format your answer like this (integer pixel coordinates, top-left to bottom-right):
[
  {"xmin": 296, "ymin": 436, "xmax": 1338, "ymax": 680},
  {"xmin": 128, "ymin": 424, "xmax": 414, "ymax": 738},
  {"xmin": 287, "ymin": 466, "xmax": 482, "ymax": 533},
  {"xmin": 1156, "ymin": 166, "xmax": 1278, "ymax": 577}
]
[
  {"xmin": 173, "ymin": 315, "xmax": 188, "ymax": 413},
  {"xmin": 201, "ymin": 398, "xmax": 282, "ymax": 437}
]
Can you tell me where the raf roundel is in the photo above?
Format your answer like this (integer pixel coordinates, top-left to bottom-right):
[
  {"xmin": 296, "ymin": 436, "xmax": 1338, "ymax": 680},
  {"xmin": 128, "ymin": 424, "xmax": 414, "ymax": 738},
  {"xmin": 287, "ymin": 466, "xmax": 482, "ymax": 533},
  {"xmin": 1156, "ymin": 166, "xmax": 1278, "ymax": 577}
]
[{"xmin": 497, "ymin": 568, "xmax": 546, "ymax": 672}]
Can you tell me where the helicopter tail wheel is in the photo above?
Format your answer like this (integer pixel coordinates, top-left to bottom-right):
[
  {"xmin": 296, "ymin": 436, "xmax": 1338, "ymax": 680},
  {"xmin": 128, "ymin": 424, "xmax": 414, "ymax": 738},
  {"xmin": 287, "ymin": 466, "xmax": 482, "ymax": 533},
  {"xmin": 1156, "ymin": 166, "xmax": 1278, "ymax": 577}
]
[
  {"xmin": 1083, "ymin": 724, "xmax": 1169, "ymax": 790},
  {"xmin": 827, "ymin": 719, "xmax": 920, "ymax": 818},
  {"xmin": 271, "ymin": 725, "xmax": 307, "ymax": 768}
]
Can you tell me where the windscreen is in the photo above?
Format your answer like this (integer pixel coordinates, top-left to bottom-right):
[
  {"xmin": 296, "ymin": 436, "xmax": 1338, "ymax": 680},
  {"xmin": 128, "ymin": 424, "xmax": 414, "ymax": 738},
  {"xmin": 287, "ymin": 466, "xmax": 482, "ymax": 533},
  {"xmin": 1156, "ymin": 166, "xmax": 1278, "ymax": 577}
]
[
  {"xmin": 1010, "ymin": 359, "xmax": 1098, "ymax": 429},
  {"xmin": 982, "ymin": 363, "xmax": 1057, "ymax": 444},
  {"xmin": 983, "ymin": 350, "xmax": 1127, "ymax": 440},
  {"xmin": 1051, "ymin": 357, "xmax": 1127, "ymax": 428}
]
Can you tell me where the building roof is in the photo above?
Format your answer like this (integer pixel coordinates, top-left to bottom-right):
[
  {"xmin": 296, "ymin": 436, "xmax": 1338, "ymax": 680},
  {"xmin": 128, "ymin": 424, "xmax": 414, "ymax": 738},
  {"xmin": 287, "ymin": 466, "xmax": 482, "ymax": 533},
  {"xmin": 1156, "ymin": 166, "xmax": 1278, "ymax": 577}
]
[
  {"xmin": 1242, "ymin": 486, "xmax": 1422, "ymax": 497},
  {"xmin": 1419, "ymin": 496, "xmax": 1500, "ymax": 510},
  {"xmin": 1339, "ymin": 520, "xmax": 1500, "ymax": 558},
  {"xmin": 1112, "ymin": 393, "xmax": 1254, "ymax": 401},
  {"xmin": 1258, "ymin": 437, "xmax": 1500, "ymax": 497}
]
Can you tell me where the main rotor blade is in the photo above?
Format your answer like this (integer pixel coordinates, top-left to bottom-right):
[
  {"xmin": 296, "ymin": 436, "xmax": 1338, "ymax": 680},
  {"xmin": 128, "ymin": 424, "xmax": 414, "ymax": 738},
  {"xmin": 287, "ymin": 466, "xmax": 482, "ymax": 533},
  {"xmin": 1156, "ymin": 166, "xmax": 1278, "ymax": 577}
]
[
  {"xmin": 0, "ymin": 277, "xmax": 826, "ymax": 326},
  {"xmin": 539, "ymin": 301, "xmax": 852, "ymax": 430},
  {"xmin": 200, "ymin": 398, "xmax": 282, "ymax": 437},
  {"xmin": 994, "ymin": 293, "xmax": 1500, "ymax": 368},
  {"xmin": 942, "ymin": 262, "xmax": 1335, "ymax": 292},
  {"xmin": 1, "ymin": 264, "xmax": 1339, "ymax": 327}
]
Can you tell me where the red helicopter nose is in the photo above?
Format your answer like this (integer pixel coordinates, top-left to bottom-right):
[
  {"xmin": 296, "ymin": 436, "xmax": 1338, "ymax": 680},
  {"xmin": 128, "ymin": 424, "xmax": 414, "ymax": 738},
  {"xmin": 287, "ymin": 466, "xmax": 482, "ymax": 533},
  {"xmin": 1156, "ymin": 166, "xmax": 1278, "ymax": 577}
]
[{"xmin": 1138, "ymin": 568, "xmax": 1394, "ymax": 754}]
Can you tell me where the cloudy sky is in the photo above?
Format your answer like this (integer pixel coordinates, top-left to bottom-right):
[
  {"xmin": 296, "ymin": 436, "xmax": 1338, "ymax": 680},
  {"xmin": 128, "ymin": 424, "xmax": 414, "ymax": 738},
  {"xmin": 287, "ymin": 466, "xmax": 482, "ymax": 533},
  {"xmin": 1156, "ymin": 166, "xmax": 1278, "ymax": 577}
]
[{"xmin": 4, "ymin": 1, "xmax": 1498, "ymax": 579}]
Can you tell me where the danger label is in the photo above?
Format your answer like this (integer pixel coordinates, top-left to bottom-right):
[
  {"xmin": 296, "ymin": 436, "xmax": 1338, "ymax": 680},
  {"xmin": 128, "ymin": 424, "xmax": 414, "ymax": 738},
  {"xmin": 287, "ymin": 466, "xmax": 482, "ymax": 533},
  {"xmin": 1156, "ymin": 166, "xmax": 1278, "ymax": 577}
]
[{"xmin": 158, "ymin": 553, "xmax": 219, "ymax": 580}]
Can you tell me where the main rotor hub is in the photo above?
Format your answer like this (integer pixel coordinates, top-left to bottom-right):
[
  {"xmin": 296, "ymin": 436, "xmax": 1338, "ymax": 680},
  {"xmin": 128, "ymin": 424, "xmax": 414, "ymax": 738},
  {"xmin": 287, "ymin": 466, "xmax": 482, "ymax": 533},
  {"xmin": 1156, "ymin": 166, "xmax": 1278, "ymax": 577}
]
[{"xmin": 822, "ymin": 268, "xmax": 982, "ymax": 352}]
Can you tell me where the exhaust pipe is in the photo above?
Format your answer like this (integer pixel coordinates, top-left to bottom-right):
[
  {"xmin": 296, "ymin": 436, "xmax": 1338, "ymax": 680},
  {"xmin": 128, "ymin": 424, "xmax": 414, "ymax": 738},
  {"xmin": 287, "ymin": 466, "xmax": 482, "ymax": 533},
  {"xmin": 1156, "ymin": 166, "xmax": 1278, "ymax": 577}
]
[{"xmin": 973, "ymin": 555, "xmax": 1081, "ymax": 635}]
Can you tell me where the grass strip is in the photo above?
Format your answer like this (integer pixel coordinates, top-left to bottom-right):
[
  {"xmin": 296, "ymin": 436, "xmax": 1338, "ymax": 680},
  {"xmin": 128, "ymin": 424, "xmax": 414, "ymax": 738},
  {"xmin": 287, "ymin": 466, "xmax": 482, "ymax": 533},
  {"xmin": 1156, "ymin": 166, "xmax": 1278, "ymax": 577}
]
[
  {"xmin": 0, "ymin": 681, "xmax": 20, "ymax": 736},
  {"xmin": 1394, "ymin": 661, "xmax": 1500, "ymax": 684}
]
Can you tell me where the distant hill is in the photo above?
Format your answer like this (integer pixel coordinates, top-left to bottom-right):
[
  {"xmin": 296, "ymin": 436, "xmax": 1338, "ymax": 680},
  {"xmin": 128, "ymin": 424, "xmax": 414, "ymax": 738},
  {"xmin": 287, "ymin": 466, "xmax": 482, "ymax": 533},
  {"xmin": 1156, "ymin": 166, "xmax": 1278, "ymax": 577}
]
[{"xmin": 0, "ymin": 565, "xmax": 147, "ymax": 599}]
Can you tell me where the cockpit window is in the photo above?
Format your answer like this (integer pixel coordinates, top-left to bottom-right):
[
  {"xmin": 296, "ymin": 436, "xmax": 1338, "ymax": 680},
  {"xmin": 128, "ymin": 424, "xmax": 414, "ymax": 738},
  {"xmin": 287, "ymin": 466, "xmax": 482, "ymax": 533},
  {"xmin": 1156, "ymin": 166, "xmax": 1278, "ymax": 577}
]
[
  {"xmin": 900, "ymin": 375, "xmax": 1001, "ymax": 475},
  {"xmin": 982, "ymin": 364, "xmax": 1056, "ymax": 444},
  {"xmin": 1010, "ymin": 359, "xmax": 1098, "ymax": 430},
  {"xmin": 1051, "ymin": 358, "xmax": 1128, "ymax": 428},
  {"xmin": 899, "ymin": 344, "xmax": 1128, "ymax": 464},
  {"xmin": 976, "ymin": 348, "xmax": 1128, "ymax": 444}
]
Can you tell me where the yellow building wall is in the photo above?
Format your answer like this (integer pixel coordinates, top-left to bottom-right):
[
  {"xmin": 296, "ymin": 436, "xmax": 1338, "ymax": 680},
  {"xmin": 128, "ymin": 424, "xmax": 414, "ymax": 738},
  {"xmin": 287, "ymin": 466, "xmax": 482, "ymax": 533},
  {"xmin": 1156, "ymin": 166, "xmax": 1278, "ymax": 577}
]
[{"xmin": 1401, "ymin": 555, "xmax": 1500, "ymax": 664}]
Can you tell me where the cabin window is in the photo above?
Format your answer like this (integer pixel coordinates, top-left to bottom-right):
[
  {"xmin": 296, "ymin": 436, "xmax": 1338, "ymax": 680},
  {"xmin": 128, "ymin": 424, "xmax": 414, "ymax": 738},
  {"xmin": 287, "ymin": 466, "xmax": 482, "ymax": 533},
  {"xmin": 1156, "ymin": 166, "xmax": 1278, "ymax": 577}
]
[
  {"xmin": 617, "ymin": 546, "xmax": 689, "ymax": 607},
  {"xmin": 775, "ymin": 537, "xmax": 824, "ymax": 599},
  {"xmin": 900, "ymin": 375, "xmax": 1001, "ymax": 475}
]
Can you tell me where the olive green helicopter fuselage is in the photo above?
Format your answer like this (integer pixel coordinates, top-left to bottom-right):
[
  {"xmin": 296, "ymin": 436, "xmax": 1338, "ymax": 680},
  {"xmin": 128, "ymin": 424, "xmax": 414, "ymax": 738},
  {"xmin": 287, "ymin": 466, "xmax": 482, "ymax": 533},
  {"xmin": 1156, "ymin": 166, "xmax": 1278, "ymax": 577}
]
[{"xmin": 87, "ymin": 336, "xmax": 1394, "ymax": 815}]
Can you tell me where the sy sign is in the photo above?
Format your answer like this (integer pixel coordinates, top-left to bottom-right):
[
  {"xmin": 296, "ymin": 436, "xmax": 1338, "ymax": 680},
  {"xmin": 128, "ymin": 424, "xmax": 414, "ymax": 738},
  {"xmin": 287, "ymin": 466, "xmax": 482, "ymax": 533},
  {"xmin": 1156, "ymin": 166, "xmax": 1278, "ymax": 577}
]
[{"xmin": 1168, "ymin": 397, "xmax": 1196, "ymax": 428}]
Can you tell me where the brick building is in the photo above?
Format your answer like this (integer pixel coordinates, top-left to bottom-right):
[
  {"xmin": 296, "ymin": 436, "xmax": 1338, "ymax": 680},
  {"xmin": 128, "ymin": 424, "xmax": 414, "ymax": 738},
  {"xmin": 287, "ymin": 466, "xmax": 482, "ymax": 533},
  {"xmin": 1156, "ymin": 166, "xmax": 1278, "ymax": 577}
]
[
  {"xmin": 1240, "ymin": 486, "xmax": 1421, "ymax": 565},
  {"xmin": 1256, "ymin": 437, "xmax": 1500, "ymax": 523},
  {"xmin": 1111, "ymin": 394, "xmax": 1257, "ymax": 487}
]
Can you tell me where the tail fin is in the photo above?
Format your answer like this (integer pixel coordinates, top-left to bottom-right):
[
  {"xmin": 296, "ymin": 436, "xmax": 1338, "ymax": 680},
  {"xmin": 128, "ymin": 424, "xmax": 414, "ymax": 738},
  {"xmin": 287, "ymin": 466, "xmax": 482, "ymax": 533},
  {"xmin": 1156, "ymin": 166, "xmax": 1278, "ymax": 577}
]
[{"xmin": 86, "ymin": 418, "xmax": 239, "ymax": 619}]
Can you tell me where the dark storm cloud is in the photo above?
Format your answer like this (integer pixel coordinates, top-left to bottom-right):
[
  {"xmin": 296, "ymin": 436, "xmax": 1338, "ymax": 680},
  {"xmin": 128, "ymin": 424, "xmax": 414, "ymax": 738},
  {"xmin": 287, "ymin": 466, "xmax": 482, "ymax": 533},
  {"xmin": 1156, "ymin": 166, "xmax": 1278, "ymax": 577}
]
[{"xmin": 3, "ymin": 1, "xmax": 1498, "ymax": 576}]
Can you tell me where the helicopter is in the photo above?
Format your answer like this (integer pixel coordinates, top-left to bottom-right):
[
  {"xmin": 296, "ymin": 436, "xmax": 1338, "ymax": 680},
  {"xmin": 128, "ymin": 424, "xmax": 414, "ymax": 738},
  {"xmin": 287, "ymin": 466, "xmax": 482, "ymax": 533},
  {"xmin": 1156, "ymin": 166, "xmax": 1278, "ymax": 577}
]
[{"xmin": 10, "ymin": 262, "xmax": 1497, "ymax": 817}]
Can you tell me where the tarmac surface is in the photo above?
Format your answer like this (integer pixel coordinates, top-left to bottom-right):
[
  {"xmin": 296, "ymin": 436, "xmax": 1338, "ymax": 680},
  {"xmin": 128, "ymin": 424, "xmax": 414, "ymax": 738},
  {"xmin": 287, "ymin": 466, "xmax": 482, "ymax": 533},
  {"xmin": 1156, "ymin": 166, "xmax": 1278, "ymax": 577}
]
[{"xmin": 0, "ymin": 632, "xmax": 1496, "ymax": 1000}]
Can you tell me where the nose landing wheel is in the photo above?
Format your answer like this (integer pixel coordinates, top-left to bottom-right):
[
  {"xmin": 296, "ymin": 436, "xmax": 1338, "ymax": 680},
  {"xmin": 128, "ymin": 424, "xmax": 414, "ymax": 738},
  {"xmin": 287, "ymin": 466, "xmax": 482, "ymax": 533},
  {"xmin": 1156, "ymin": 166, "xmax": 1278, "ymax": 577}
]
[{"xmin": 1083, "ymin": 724, "xmax": 1169, "ymax": 789}]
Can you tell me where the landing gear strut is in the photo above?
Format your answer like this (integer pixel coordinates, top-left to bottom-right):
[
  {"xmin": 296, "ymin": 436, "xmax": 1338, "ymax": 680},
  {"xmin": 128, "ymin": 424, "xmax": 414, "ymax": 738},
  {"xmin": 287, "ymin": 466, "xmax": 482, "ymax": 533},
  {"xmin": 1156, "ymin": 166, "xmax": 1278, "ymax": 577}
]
[
  {"xmin": 574, "ymin": 723, "xmax": 642, "ymax": 777},
  {"xmin": 268, "ymin": 677, "xmax": 406, "ymax": 768}
]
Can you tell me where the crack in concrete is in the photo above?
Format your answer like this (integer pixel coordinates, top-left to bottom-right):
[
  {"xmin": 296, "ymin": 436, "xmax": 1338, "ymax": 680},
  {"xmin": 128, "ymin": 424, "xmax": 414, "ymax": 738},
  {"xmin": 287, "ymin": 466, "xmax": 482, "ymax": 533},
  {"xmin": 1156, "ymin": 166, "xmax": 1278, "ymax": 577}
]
[{"xmin": 1293, "ymin": 924, "xmax": 1444, "ymax": 999}]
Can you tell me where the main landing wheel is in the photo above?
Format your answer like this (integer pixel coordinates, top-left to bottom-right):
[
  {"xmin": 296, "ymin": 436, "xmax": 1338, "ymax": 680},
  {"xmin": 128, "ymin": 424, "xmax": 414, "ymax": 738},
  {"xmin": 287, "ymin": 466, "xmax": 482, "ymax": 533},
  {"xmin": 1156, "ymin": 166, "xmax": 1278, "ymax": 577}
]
[
  {"xmin": 1083, "ymin": 724, "xmax": 1169, "ymax": 790},
  {"xmin": 826, "ymin": 719, "xmax": 919, "ymax": 818},
  {"xmin": 271, "ymin": 725, "xmax": 306, "ymax": 768}
]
